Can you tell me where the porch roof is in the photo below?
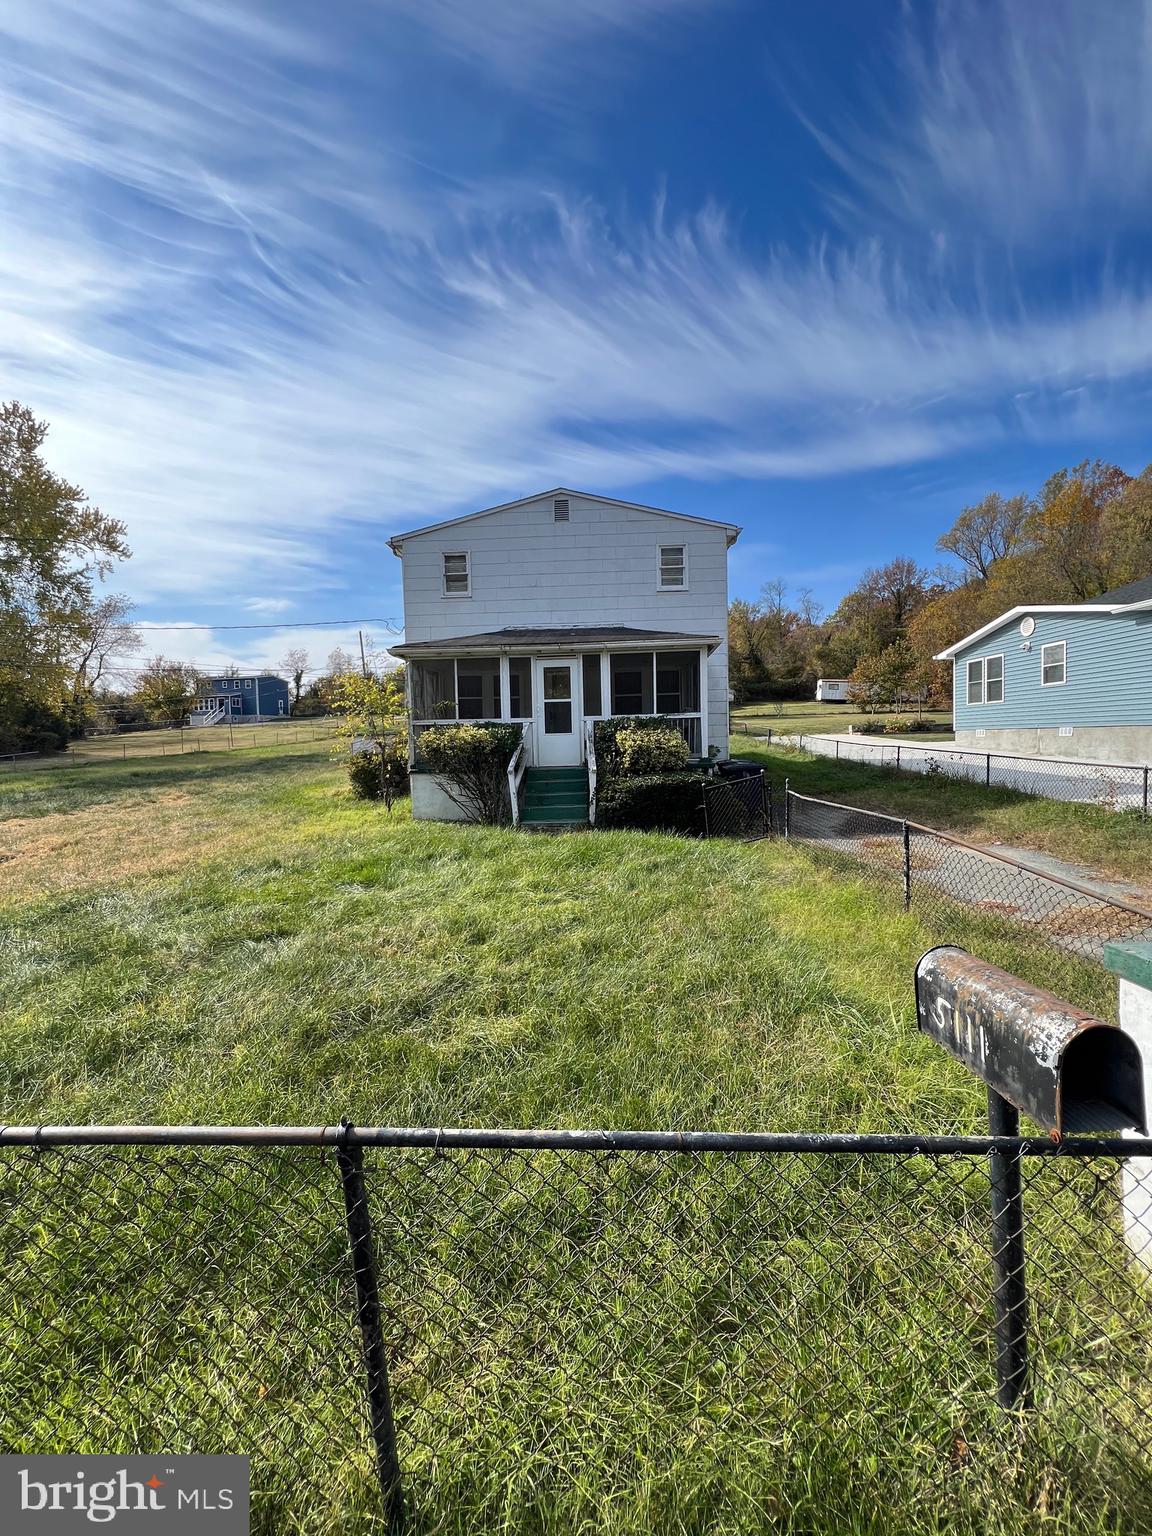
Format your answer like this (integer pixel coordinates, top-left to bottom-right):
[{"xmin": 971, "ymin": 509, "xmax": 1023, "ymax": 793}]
[{"xmin": 392, "ymin": 626, "xmax": 720, "ymax": 658}]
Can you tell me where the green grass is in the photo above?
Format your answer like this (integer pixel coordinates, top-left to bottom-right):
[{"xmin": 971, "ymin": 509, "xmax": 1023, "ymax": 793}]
[
  {"xmin": 735, "ymin": 738, "xmax": 1152, "ymax": 893},
  {"xmin": 732, "ymin": 698, "xmax": 953, "ymax": 740},
  {"xmin": 2, "ymin": 717, "xmax": 341, "ymax": 772},
  {"xmin": 0, "ymin": 749, "xmax": 1149, "ymax": 1534}
]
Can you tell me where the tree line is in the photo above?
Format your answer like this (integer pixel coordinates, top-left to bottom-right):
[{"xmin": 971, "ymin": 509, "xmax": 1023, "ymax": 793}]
[
  {"xmin": 0, "ymin": 401, "xmax": 393, "ymax": 751},
  {"xmin": 728, "ymin": 458, "xmax": 1152, "ymax": 712}
]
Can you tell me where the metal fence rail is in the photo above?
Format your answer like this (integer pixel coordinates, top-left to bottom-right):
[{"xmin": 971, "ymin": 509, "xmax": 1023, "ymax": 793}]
[
  {"xmin": 784, "ymin": 732, "xmax": 1151, "ymax": 813},
  {"xmin": 783, "ymin": 788, "xmax": 1152, "ymax": 977},
  {"xmin": 4, "ymin": 1123, "xmax": 1152, "ymax": 1533}
]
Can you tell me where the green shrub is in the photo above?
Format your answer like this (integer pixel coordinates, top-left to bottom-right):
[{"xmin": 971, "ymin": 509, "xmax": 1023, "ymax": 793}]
[
  {"xmin": 594, "ymin": 716, "xmax": 689, "ymax": 781},
  {"xmin": 347, "ymin": 745, "xmax": 410, "ymax": 803},
  {"xmin": 596, "ymin": 771, "xmax": 709, "ymax": 834},
  {"xmin": 883, "ymin": 716, "xmax": 920, "ymax": 735},
  {"xmin": 615, "ymin": 725, "xmax": 690, "ymax": 776},
  {"xmin": 417, "ymin": 723, "xmax": 523, "ymax": 824}
]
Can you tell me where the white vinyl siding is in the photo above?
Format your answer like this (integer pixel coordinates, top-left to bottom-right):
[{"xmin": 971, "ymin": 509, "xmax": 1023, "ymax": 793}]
[
  {"xmin": 658, "ymin": 544, "xmax": 687, "ymax": 589},
  {"xmin": 398, "ymin": 494, "xmax": 732, "ymax": 755},
  {"xmin": 967, "ymin": 654, "xmax": 1004, "ymax": 705},
  {"xmin": 442, "ymin": 551, "xmax": 470, "ymax": 597},
  {"xmin": 1041, "ymin": 640, "xmax": 1066, "ymax": 686}
]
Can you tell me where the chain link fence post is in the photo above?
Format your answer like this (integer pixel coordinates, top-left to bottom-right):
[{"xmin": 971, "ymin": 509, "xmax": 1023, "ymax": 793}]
[
  {"xmin": 902, "ymin": 822, "xmax": 911, "ymax": 910},
  {"xmin": 987, "ymin": 1090, "xmax": 1030, "ymax": 1411},
  {"xmin": 783, "ymin": 779, "xmax": 791, "ymax": 839},
  {"xmin": 336, "ymin": 1124, "xmax": 405, "ymax": 1534}
]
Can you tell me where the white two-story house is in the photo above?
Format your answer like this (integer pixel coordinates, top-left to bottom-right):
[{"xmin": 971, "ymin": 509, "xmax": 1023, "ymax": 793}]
[{"xmin": 388, "ymin": 487, "xmax": 740, "ymax": 821}]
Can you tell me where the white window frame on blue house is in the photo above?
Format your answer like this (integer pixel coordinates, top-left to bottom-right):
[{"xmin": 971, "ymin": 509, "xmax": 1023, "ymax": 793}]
[
  {"xmin": 966, "ymin": 653, "xmax": 1004, "ymax": 705},
  {"xmin": 1041, "ymin": 640, "xmax": 1067, "ymax": 687}
]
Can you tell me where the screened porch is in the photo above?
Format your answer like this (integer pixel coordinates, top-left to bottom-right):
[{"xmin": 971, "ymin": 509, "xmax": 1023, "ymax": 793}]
[{"xmin": 405, "ymin": 644, "xmax": 709, "ymax": 762}]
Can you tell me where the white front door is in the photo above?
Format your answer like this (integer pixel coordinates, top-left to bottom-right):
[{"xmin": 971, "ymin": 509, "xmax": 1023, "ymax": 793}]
[{"xmin": 534, "ymin": 657, "xmax": 582, "ymax": 766}]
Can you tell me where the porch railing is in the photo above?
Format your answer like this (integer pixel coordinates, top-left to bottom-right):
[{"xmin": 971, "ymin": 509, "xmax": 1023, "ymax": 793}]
[
  {"xmin": 584, "ymin": 721, "xmax": 598, "ymax": 826},
  {"xmin": 506, "ymin": 725, "xmax": 529, "ymax": 827},
  {"xmin": 665, "ymin": 714, "xmax": 702, "ymax": 756}
]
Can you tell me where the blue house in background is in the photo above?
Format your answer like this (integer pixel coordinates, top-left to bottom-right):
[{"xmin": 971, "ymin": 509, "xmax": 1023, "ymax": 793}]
[
  {"xmin": 937, "ymin": 574, "xmax": 1152, "ymax": 763},
  {"xmin": 189, "ymin": 673, "xmax": 290, "ymax": 724}
]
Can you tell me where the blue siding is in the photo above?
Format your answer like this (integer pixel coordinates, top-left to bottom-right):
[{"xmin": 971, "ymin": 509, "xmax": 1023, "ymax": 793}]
[
  {"xmin": 952, "ymin": 610, "xmax": 1152, "ymax": 730},
  {"xmin": 203, "ymin": 675, "xmax": 291, "ymax": 718}
]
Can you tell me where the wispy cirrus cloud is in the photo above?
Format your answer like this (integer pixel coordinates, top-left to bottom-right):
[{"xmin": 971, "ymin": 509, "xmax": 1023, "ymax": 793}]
[
  {"xmin": 3, "ymin": 0, "xmax": 1152, "ymax": 616},
  {"xmin": 805, "ymin": 0, "xmax": 1152, "ymax": 243}
]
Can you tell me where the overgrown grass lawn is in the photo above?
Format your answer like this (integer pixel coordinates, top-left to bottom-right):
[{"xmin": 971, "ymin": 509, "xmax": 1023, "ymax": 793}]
[{"xmin": 1, "ymin": 751, "xmax": 1147, "ymax": 1535}]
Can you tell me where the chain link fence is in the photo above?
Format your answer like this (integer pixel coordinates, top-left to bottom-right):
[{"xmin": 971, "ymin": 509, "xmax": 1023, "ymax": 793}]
[
  {"xmin": 3, "ymin": 1126, "xmax": 1152, "ymax": 1533},
  {"xmin": 785, "ymin": 733, "xmax": 1151, "ymax": 813},
  {"xmin": 701, "ymin": 770, "xmax": 772, "ymax": 839},
  {"xmin": 783, "ymin": 789, "xmax": 1152, "ymax": 981}
]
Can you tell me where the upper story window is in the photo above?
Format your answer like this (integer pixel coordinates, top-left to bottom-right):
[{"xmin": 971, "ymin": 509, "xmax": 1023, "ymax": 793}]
[
  {"xmin": 442, "ymin": 551, "xmax": 470, "ymax": 597},
  {"xmin": 966, "ymin": 654, "xmax": 1004, "ymax": 705},
  {"xmin": 1041, "ymin": 640, "xmax": 1066, "ymax": 686},
  {"xmin": 244, "ymin": 678, "xmax": 252, "ymax": 688},
  {"xmin": 658, "ymin": 544, "xmax": 687, "ymax": 589},
  {"xmin": 553, "ymin": 497, "xmax": 570, "ymax": 522}
]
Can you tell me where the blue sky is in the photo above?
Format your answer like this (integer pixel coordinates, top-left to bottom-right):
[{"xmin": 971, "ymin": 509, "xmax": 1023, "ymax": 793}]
[{"xmin": 3, "ymin": 0, "xmax": 1152, "ymax": 674}]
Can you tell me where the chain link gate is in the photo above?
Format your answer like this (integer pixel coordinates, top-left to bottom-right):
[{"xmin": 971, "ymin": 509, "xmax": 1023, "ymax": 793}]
[{"xmin": 701, "ymin": 770, "xmax": 773, "ymax": 840}]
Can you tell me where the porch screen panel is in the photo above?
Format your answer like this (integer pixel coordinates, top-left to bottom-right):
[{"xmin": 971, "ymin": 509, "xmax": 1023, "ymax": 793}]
[
  {"xmin": 610, "ymin": 652, "xmax": 654, "ymax": 715},
  {"xmin": 582, "ymin": 655, "xmax": 602, "ymax": 716},
  {"xmin": 411, "ymin": 659, "xmax": 457, "ymax": 719},
  {"xmin": 456, "ymin": 658, "xmax": 501, "ymax": 720},
  {"xmin": 655, "ymin": 651, "xmax": 700, "ymax": 714},
  {"xmin": 508, "ymin": 657, "xmax": 532, "ymax": 720}
]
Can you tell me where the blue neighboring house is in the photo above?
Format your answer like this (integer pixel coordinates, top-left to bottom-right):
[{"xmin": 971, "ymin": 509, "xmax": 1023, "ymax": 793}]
[
  {"xmin": 936, "ymin": 575, "xmax": 1152, "ymax": 763},
  {"xmin": 189, "ymin": 673, "xmax": 290, "ymax": 723}
]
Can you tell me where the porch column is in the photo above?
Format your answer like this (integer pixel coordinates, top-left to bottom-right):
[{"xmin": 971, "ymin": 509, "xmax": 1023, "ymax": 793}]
[
  {"xmin": 498, "ymin": 655, "xmax": 511, "ymax": 721},
  {"xmin": 600, "ymin": 652, "xmax": 611, "ymax": 719},
  {"xmin": 404, "ymin": 665, "xmax": 416, "ymax": 762},
  {"xmin": 699, "ymin": 645, "xmax": 710, "ymax": 759}
]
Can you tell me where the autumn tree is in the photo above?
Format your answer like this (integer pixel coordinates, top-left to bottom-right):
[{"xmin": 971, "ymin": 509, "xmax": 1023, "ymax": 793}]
[
  {"xmin": 727, "ymin": 583, "xmax": 824, "ymax": 702},
  {"xmin": 817, "ymin": 559, "xmax": 936, "ymax": 677},
  {"xmin": 133, "ymin": 658, "xmax": 205, "ymax": 724},
  {"xmin": 938, "ymin": 493, "xmax": 1029, "ymax": 580},
  {"xmin": 280, "ymin": 647, "xmax": 309, "ymax": 709},
  {"xmin": 0, "ymin": 401, "xmax": 129, "ymax": 749},
  {"xmin": 63, "ymin": 593, "xmax": 142, "ymax": 734},
  {"xmin": 330, "ymin": 669, "xmax": 408, "ymax": 805}
]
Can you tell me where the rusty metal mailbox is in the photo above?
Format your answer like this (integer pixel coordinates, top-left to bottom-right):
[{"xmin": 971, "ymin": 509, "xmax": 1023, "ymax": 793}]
[{"xmin": 915, "ymin": 946, "xmax": 1146, "ymax": 1137}]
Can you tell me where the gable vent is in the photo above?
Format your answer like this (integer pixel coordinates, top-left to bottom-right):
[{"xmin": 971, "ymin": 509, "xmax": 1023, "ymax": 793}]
[{"xmin": 553, "ymin": 497, "xmax": 570, "ymax": 522}]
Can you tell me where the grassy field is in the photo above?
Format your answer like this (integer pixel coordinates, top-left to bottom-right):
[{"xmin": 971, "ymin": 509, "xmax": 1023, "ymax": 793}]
[
  {"xmin": 732, "ymin": 698, "xmax": 953, "ymax": 740},
  {"xmin": 1, "ymin": 717, "xmax": 341, "ymax": 772},
  {"xmin": 736, "ymin": 737, "xmax": 1152, "ymax": 892},
  {"xmin": 1, "ymin": 748, "xmax": 1148, "ymax": 1534}
]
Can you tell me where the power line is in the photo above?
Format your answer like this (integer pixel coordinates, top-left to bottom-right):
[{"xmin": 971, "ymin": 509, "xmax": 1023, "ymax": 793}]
[{"xmin": 135, "ymin": 618, "xmax": 402, "ymax": 632}]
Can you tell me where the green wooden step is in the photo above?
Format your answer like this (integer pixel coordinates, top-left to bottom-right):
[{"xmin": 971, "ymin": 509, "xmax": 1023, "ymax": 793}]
[{"xmin": 520, "ymin": 805, "xmax": 588, "ymax": 825}]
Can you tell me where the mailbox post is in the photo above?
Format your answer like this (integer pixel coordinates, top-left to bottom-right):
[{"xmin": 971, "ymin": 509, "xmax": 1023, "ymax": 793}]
[
  {"xmin": 914, "ymin": 946, "xmax": 1148, "ymax": 1411},
  {"xmin": 1103, "ymin": 942, "xmax": 1152, "ymax": 1269}
]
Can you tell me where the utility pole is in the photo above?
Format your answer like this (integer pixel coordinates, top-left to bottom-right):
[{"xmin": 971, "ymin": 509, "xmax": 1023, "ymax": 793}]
[{"xmin": 359, "ymin": 630, "xmax": 369, "ymax": 678}]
